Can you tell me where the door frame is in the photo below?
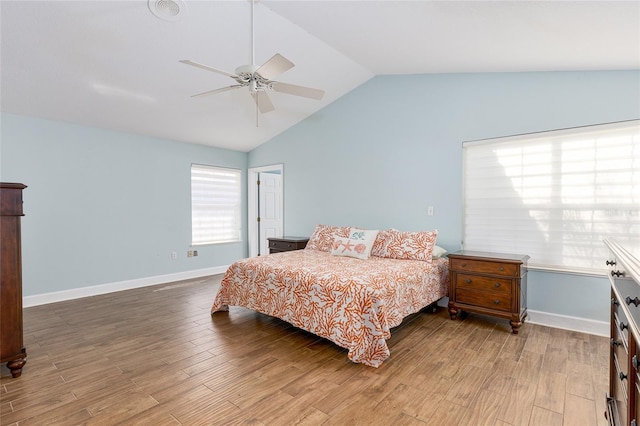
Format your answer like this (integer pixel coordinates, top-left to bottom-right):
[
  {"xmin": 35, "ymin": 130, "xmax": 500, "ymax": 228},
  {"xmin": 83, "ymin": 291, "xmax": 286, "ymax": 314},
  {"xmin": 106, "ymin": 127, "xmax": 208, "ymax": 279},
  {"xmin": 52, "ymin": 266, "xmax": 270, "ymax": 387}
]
[{"xmin": 248, "ymin": 164, "xmax": 284, "ymax": 257}]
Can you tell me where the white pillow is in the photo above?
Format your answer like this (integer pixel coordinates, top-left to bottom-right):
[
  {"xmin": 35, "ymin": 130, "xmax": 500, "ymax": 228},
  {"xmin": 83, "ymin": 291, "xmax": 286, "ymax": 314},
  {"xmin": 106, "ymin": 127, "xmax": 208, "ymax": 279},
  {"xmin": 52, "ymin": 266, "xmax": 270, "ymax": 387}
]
[
  {"xmin": 432, "ymin": 245, "xmax": 447, "ymax": 259},
  {"xmin": 331, "ymin": 229, "xmax": 379, "ymax": 260}
]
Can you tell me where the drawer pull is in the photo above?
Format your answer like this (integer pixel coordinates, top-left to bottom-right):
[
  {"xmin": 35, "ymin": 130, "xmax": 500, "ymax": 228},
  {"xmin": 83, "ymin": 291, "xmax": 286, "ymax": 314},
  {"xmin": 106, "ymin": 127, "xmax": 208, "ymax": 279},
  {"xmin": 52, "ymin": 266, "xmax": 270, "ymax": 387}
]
[
  {"xmin": 619, "ymin": 371, "xmax": 628, "ymax": 381},
  {"xmin": 611, "ymin": 338, "xmax": 622, "ymax": 347},
  {"xmin": 620, "ymin": 322, "xmax": 629, "ymax": 331},
  {"xmin": 499, "ymin": 266, "xmax": 504, "ymax": 271},
  {"xmin": 626, "ymin": 296, "xmax": 640, "ymax": 307},
  {"xmin": 461, "ymin": 263, "xmax": 467, "ymax": 267},
  {"xmin": 287, "ymin": 244, "xmax": 292, "ymax": 248},
  {"xmin": 493, "ymin": 299, "xmax": 500, "ymax": 305},
  {"xmin": 633, "ymin": 355, "xmax": 640, "ymax": 370},
  {"xmin": 465, "ymin": 279, "xmax": 472, "ymax": 284},
  {"xmin": 612, "ymin": 298, "xmax": 620, "ymax": 306},
  {"xmin": 494, "ymin": 282, "xmax": 501, "ymax": 288},
  {"xmin": 612, "ymin": 270, "xmax": 625, "ymax": 278},
  {"xmin": 606, "ymin": 260, "xmax": 616, "ymax": 266}
]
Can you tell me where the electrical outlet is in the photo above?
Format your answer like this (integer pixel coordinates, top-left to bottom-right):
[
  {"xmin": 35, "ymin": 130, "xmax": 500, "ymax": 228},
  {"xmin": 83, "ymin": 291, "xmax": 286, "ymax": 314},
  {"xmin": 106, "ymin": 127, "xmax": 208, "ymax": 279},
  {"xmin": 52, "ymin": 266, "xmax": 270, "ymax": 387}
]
[
  {"xmin": 187, "ymin": 250, "xmax": 193, "ymax": 257},
  {"xmin": 193, "ymin": 250, "xmax": 198, "ymax": 257},
  {"xmin": 427, "ymin": 206, "xmax": 434, "ymax": 216},
  {"xmin": 171, "ymin": 251, "xmax": 177, "ymax": 260}
]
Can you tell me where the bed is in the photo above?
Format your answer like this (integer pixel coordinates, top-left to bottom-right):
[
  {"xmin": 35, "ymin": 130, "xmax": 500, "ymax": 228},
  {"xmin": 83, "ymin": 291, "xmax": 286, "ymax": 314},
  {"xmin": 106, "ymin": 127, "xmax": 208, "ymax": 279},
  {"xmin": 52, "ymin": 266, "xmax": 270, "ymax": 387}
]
[{"xmin": 211, "ymin": 225, "xmax": 450, "ymax": 367}]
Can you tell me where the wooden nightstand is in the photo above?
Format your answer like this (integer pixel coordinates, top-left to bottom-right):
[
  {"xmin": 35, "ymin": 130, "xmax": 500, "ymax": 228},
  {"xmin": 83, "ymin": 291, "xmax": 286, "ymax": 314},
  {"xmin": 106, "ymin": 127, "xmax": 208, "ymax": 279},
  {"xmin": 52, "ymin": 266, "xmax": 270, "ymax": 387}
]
[
  {"xmin": 267, "ymin": 236, "xmax": 309, "ymax": 254},
  {"xmin": 447, "ymin": 250, "xmax": 529, "ymax": 334}
]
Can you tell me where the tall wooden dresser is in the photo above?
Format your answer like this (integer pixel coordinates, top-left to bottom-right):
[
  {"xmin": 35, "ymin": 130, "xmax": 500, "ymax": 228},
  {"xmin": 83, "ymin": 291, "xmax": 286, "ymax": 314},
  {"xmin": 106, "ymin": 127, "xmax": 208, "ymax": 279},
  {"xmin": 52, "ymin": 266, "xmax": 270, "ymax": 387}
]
[
  {"xmin": 1, "ymin": 183, "xmax": 27, "ymax": 378},
  {"xmin": 605, "ymin": 239, "xmax": 640, "ymax": 426}
]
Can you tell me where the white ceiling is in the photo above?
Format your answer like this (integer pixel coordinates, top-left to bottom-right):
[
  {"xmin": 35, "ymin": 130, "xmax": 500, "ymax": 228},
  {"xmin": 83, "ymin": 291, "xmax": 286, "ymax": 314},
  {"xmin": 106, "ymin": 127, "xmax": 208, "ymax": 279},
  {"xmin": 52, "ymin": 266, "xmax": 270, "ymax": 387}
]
[{"xmin": 1, "ymin": 1, "xmax": 638, "ymax": 152}]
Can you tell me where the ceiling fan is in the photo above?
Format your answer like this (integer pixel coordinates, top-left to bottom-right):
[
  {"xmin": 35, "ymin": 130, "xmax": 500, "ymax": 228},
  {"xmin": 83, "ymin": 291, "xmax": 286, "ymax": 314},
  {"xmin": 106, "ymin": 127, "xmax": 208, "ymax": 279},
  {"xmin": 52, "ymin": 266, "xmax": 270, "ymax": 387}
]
[{"xmin": 179, "ymin": 0, "xmax": 324, "ymax": 118}]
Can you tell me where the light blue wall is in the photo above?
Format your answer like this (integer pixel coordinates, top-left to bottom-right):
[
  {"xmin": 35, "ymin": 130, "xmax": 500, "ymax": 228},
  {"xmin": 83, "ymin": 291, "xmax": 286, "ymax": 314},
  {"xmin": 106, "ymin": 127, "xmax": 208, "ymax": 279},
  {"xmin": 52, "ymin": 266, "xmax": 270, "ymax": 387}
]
[
  {"xmin": 2, "ymin": 70, "xmax": 638, "ymax": 322},
  {"xmin": 1, "ymin": 113, "xmax": 248, "ymax": 297},
  {"xmin": 248, "ymin": 70, "xmax": 640, "ymax": 323}
]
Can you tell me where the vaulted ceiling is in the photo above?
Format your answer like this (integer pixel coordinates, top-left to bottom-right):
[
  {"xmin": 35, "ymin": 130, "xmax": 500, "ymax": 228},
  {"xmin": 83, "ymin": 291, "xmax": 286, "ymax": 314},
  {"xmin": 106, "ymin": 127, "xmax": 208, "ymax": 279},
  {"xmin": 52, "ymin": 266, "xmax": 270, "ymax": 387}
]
[{"xmin": 1, "ymin": 1, "xmax": 638, "ymax": 152}]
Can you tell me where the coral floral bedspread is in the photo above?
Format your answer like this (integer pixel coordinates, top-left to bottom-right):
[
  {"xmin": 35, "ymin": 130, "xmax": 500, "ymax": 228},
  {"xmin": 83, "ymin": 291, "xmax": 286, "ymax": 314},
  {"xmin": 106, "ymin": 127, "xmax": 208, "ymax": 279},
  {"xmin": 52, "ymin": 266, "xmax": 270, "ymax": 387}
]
[{"xmin": 211, "ymin": 250, "xmax": 449, "ymax": 367}]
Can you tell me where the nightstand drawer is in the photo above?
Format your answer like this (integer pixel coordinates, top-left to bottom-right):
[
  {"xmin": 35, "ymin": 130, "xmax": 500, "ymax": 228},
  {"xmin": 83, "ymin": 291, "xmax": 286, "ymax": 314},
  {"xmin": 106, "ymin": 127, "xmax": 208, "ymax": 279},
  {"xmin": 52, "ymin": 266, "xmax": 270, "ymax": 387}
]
[
  {"xmin": 456, "ymin": 274, "xmax": 511, "ymax": 294},
  {"xmin": 455, "ymin": 288, "xmax": 512, "ymax": 312},
  {"xmin": 267, "ymin": 237, "xmax": 309, "ymax": 254},
  {"xmin": 450, "ymin": 258, "xmax": 518, "ymax": 277},
  {"xmin": 269, "ymin": 240, "xmax": 298, "ymax": 251}
]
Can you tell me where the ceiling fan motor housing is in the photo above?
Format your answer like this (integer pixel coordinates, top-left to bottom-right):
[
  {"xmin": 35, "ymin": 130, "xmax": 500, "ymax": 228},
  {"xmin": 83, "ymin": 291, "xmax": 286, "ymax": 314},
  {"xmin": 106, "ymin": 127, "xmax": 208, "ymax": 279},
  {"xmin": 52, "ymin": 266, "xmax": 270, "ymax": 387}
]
[
  {"xmin": 235, "ymin": 64, "xmax": 259, "ymax": 76},
  {"xmin": 235, "ymin": 64, "xmax": 270, "ymax": 92}
]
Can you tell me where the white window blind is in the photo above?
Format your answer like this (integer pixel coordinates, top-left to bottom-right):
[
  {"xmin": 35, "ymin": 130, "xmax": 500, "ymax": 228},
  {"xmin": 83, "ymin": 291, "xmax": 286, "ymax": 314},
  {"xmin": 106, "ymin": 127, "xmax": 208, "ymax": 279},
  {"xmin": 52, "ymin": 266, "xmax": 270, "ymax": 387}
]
[
  {"xmin": 191, "ymin": 164, "xmax": 241, "ymax": 245},
  {"xmin": 463, "ymin": 120, "xmax": 640, "ymax": 274}
]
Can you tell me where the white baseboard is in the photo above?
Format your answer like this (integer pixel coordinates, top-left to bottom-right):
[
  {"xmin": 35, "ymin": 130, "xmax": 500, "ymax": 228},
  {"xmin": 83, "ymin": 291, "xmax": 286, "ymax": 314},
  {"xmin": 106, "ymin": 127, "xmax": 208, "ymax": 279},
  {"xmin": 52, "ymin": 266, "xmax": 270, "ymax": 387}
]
[
  {"xmin": 23, "ymin": 266, "xmax": 229, "ymax": 308},
  {"xmin": 526, "ymin": 309, "xmax": 609, "ymax": 337},
  {"xmin": 436, "ymin": 297, "xmax": 608, "ymax": 337}
]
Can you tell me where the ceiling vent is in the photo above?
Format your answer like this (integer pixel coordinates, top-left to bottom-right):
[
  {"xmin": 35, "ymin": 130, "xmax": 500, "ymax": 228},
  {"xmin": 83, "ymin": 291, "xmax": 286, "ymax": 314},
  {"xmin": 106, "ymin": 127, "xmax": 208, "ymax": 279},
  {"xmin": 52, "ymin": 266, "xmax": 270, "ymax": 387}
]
[{"xmin": 148, "ymin": 0, "xmax": 186, "ymax": 22}]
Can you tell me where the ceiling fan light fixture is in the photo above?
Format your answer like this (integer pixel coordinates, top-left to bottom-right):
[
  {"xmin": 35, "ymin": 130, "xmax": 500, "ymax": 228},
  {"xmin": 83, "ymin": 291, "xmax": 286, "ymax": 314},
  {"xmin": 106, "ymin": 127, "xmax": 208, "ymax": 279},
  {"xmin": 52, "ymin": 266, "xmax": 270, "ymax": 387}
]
[{"xmin": 148, "ymin": 0, "xmax": 186, "ymax": 22}]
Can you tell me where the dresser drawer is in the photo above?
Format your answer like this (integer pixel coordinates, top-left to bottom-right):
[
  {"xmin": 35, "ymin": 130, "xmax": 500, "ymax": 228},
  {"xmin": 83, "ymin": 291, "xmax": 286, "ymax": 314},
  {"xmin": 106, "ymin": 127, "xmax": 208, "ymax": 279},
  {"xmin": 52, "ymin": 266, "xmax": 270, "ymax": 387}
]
[
  {"xmin": 455, "ymin": 288, "xmax": 512, "ymax": 312},
  {"xmin": 612, "ymin": 323, "xmax": 629, "ymax": 377},
  {"xmin": 613, "ymin": 352, "xmax": 629, "ymax": 426},
  {"xmin": 635, "ymin": 377, "xmax": 640, "ymax": 426},
  {"xmin": 614, "ymin": 306, "xmax": 630, "ymax": 347},
  {"xmin": 456, "ymin": 274, "xmax": 511, "ymax": 294},
  {"xmin": 450, "ymin": 258, "xmax": 518, "ymax": 277}
]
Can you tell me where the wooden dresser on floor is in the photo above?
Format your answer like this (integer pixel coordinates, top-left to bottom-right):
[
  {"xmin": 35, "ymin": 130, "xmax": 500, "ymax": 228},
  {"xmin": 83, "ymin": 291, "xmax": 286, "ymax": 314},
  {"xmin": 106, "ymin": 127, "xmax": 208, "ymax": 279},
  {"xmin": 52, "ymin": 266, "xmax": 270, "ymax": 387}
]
[
  {"xmin": 605, "ymin": 238, "xmax": 640, "ymax": 426},
  {"xmin": 0, "ymin": 183, "xmax": 27, "ymax": 378}
]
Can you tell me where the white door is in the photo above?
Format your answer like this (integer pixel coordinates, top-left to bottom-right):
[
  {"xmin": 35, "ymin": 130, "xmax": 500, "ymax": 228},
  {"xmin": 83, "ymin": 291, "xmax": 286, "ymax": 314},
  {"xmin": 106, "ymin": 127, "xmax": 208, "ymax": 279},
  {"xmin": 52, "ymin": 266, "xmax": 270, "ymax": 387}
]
[{"xmin": 258, "ymin": 172, "xmax": 283, "ymax": 255}]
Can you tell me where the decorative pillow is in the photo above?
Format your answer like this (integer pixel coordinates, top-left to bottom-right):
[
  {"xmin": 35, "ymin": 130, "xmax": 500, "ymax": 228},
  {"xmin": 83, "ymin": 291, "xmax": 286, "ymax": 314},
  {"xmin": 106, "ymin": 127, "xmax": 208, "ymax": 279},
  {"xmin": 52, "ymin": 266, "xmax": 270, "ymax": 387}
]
[
  {"xmin": 371, "ymin": 229, "xmax": 438, "ymax": 262},
  {"xmin": 305, "ymin": 224, "xmax": 351, "ymax": 252},
  {"xmin": 331, "ymin": 229, "xmax": 379, "ymax": 260},
  {"xmin": 371, "ymin": 229, "xmax": 393, "ymax": 257},
  {"xmin": 432, "ymin": 245, "xmax": 447, "ymax": 259}
]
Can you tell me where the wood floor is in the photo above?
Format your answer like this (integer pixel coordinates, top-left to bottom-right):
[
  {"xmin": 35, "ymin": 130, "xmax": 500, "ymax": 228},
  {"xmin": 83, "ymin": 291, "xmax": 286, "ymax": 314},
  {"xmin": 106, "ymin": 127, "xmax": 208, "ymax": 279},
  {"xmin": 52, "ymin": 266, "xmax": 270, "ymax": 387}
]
[{"xmin": 1, "ymin": 274, "xmax": 609, "ymax": 425}]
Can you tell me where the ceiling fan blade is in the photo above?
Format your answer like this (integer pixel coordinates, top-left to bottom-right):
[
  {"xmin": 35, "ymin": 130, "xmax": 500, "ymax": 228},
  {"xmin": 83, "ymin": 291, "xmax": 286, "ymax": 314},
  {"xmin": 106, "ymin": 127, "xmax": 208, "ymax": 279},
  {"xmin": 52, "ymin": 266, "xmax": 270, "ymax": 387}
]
[
  {"xmin": 191, "ymin": 85, "xmax": 243, "ymax": 98},
  {"xmin": 270, "ymin": 81, "xmax": 325, "ymax": 100},
  {"xmin": 255, "ymin": 54, "xmax": 294, "ymax": 81},
  {"xmin": 251, "ymin": 91, "xmax": 275, "ymax": 114},
  {"xmin": 179, "ymin": 60, "xmax": 237, "ymax": 78}
]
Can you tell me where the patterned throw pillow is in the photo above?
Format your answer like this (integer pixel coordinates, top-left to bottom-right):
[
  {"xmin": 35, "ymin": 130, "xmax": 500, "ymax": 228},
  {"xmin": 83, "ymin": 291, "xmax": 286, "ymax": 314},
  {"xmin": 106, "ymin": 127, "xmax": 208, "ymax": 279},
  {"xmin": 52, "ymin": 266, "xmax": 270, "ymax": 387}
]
[
  {"xmin": 331, "ymin": 229, "xmax": 379, "ymax": 260},
  {"xmin": 371, "ymin": 229, "xmax": 438, "ymax": 262},
  {"xmin": 371, "ymin": 229, "xmax": 393, "ymax": 257},
  {"xmin": 305, "ymin": 224, "xmax": 351, "ymax": 252}
]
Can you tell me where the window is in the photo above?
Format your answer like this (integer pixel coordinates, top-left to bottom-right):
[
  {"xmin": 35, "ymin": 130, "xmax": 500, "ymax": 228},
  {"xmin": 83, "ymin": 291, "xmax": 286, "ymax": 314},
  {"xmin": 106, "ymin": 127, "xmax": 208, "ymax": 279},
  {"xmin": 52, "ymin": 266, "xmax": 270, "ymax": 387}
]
[
  {"xmin": 463, "ymin": 120, "xmax": 639, "ymax": 274},
  {"xmin": 191, "ymin": 164, "xmax": 241, "ymax": 245}
]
